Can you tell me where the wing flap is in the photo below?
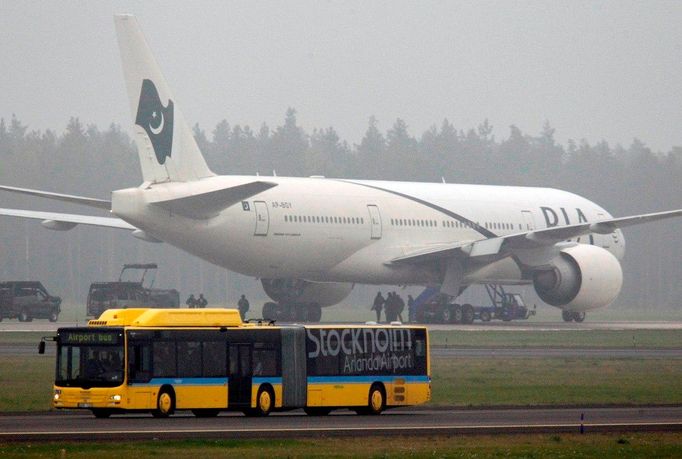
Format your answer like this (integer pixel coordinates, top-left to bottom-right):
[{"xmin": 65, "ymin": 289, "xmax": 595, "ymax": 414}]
[{"xmin": 149, "ymin": 181, "xmax": 277, "ymax": 219}]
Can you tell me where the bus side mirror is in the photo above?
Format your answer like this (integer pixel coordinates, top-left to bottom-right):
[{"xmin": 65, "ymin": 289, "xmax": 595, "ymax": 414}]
[{"xmin": 38, "ymin": 341, "xmax": 45, "ymax": 354}]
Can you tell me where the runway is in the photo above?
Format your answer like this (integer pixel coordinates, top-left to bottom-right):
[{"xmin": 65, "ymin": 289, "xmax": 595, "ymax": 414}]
[{"xmin": 1, "ymin": 406, "xmax": 681, "ymax": 441}]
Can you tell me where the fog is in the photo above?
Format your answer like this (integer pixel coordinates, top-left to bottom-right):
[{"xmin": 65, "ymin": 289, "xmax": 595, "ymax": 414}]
[{"xmin": 1, "ymin": 1, "xmax": 681, "ymax": 313}]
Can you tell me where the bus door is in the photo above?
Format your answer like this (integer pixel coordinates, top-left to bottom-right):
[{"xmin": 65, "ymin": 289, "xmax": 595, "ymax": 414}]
[{"xmin": 228, "ymin": 343, "xmax": 252, "ymax": 407}]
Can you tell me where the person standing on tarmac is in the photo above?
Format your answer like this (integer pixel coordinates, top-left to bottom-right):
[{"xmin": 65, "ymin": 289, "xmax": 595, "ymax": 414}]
[
  {"xmin": 395, "ymin": 293, "xmax": 405, "ymax": 322},
  {"xmin": 186, "ymin": 294, "xmax": 197, "ymax": 309},
  {"xmin": 407, "ymin": 295, "xmax": 416, "ymax": 323},
  {"xmin": 385, "ymin": 292, "xmax": 396, "ymax": 322},
  {"xmin": 197, "ymin": 294, "xmax": 208, "ymax": 308},
  {"xmin": 237, "ymin": 294, "xmax": 250, "ymax": 320},
  {"xmin": 371, "ymin": 292, "xmax": 385, "ymax": 322}
]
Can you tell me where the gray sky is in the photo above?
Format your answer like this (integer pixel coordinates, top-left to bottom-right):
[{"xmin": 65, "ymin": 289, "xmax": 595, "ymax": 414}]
[{"xmin": 2, "ymin": 0, "xmax": 682, "ymax": 152}]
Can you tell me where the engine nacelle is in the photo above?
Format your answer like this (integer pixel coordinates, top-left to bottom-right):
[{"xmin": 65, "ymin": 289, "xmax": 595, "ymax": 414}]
[
  {"xmin": 261, "ymin": 278, "xmax": 353, "ymax": 307},
  {"xmin": 532, "ymin": 244, "xmax": 623, "ymax": 312}
]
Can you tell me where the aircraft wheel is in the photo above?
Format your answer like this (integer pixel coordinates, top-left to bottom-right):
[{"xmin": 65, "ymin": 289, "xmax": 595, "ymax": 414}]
[
  {"xmin": 574, "ymin": 311, "xmax": 586, "ymax": 323},
  {"xmin": 562, "ymin": 310, "xmax": 574, "ymax": 322},
  {"xmin": 49, "ymin": 310, "xmax": 59, "ymax": 322},
  {"xmin": 479, "ymin": 310, "xmax": 491, "ymax": 322},
  {"xmin": 461, "ymin": 304, "xmax": 475, "ymax": 324},
  {"xmin": 440, "ymin": 306, "xmax": 452, "ymax": 324},
  {"xmin": 452, "ymin": 304, "xmax": 463, "ymax": 324}
]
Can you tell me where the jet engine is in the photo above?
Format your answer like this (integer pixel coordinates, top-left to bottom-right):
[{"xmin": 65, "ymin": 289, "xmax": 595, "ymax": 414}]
[
  {"xmin": 532, "ymin": 244, "xmax": 623, "ymax": 312},
  {"xmin": 261, "ymin": 278, "xmax": 354, "ymax": 307}
]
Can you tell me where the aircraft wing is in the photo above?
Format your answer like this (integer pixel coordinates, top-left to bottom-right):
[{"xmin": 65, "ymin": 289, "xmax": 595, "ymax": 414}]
[
  {"xmin": 0, "ymin": 185, "xmax": 111, "ymax": 210},
  {"xmin": 391, "ymin": 208, "xmax": 682, "ymax": 264},
  {"xmin": 0, "ymin": 208, "xmax": 135, "ymax": 230}
]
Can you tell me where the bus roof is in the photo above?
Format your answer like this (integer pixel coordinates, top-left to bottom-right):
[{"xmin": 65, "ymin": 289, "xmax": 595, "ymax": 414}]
[{"xmin": 89, "ymin": 308, "xmax": 243, "ymax": 328}]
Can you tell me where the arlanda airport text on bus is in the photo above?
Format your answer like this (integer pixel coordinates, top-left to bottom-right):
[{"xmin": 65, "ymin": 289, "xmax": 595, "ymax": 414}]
[{"xmin": 44, "ymin": 308, "xmax": 430, "ymax": 418}]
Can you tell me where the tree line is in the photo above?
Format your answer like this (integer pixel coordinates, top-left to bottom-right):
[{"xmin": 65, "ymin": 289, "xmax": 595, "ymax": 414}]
[{"xmin": 1, "ymin": 110, "xmax": 681, "ymax": 310}]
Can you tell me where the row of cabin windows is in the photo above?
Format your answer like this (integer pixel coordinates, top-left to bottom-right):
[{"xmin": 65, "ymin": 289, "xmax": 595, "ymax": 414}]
[
  {"xmin": 391, "ymin": 218, "xmax": 438, "ymax": 228},
  {"xmin": 284, "ymin": 215, "xmax": 365, "ymax": 225}
]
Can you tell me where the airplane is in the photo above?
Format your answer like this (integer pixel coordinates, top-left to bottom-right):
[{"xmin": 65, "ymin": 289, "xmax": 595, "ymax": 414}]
[{"xmin": 1, "ymin": 14, "xmax": 681, "ymax": 323}]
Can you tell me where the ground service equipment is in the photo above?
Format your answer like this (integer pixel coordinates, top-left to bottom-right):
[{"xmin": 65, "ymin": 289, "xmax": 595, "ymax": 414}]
[{"xmin": 86, "ymin": 264, "xmax": 179, "ymax": 317}]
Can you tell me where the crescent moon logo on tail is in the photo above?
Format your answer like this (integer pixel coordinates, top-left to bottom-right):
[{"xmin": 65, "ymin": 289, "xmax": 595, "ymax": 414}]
[{"xmin": 135, "ymin": 79, "xmax": 174, "ymax": 165}]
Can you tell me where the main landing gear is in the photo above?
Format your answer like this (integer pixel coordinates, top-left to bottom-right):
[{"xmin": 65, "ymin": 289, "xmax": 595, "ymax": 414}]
[
  {"xmin": 262, "ymin": 302, "xmax": 322, "ymax": 322},
  {"xmin": 562, "ymin": 310, "xmax": 586, "ymax": 323}
]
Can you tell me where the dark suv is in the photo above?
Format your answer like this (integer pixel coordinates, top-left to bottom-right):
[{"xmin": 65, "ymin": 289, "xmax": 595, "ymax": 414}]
[{"xmin": 0, "ymin": 281, "xmax": 62, "ymax": 322}]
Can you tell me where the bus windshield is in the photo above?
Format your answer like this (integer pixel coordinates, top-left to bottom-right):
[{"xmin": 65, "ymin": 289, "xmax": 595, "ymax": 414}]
[{"xmin": 56, "ymin": 329, "xmax": 124, "ymax": 388}]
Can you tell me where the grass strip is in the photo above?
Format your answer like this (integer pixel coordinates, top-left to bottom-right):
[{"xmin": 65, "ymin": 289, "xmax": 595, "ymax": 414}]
[{"xmin": 2, "ymin": 433, "xmax": 682, "ymax": 458}]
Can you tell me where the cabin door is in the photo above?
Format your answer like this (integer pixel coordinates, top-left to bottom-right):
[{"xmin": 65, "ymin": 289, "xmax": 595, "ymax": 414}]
[
  {"xmin": 367, "ymin": 204, "xmax": 382, "ymax": 239},
  {"xmin": 254, "ymin": 201, "xmax": 269, "ymax": 236}
]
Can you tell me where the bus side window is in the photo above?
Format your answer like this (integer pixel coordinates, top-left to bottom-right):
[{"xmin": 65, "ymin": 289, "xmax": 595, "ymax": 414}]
[
  {"xmin": 128, "ymin": 343, "xmax": 152, "ymax": 383},
  {"xmin": 202, "ymin": 341, "xmax": 226, "ymax": 377},
  {"xmin": 177, "ymin": 341, "xmax": 202, "ymax": 377},
  {"xmin": 153, "ymin": 341, "xmax": 176, "ymax": 378},
  {"xmin": 253, "ymin": 345, "xmax": 277, "ymax": 376}
]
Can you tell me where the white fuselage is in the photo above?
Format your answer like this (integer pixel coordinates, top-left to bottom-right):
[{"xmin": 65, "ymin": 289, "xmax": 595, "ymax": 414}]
[{"xmin": 111, "ymin": 176, "xmax": 625, "ymax": 287}]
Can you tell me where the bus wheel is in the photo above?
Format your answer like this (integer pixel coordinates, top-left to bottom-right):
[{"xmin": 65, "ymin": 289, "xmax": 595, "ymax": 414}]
[
  {"xmin": 304, "ymin": 407, "xmax": 332, "ymax": 416},
  {"xmin": 192, "ymin": 409, "xmax": 219, "ymax": 418},
  {"xmin": 246, "ymin": 387, "xmax": 274, "ymax": 417},
  {"xmin": 358, "ymin": 384, "xmax": 385, "ymax": 415},
  {"xmin": 91, "ymin": 409, "xmax": 112, "ymax": 418},
  {"xmin": 152, "ymin": 389, "xmax": 175, "ymax": 418}
]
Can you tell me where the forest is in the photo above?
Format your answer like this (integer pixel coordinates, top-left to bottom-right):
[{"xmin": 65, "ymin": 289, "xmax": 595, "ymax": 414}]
[{"xmin": 1, "ymin": 109, "xmax": 681, "ymax": 311}]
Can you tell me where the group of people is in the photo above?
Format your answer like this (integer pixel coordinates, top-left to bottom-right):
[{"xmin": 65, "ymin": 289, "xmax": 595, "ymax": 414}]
[
  {"xmin": 371, "ymin": 291, "xmax": 416, "ymax": 323},
  {"xmin": 185, "ymin": 293, "xmax": 208, "ymax": 308}
]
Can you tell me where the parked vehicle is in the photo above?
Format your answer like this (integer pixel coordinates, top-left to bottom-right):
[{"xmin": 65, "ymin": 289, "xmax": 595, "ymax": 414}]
[
  {"xmin": 86, "ymin": 264, "xmax": 179, "ymax": 317},
  {"xmin": 0, "ymin": 281, "xmax": 61, "ymax": 322}
]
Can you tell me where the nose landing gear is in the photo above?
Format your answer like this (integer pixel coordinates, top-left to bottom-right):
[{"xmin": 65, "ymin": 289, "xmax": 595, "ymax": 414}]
[{"xmin": 562, "ymin": 310, "xmax": 586, "ymax": 322}]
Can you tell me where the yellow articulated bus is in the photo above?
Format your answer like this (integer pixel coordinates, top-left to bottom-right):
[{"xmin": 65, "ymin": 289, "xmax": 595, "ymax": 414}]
[{"xmin": 42, "ymin": 308, "xmax": 430, "ymax": 418}]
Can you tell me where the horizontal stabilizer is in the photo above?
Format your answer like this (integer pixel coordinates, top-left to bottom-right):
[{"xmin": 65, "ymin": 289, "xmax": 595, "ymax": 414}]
[
  {"xmin": 0, "ymin": 185, "xmax": 111, "ymax": 210},
  {"xmin": 0, "ymin": 208, "xmax": 135, "ymax": 230},
  {"xmin": 150, "ymin": 181, "xmax": 277, "ymax": 219}
]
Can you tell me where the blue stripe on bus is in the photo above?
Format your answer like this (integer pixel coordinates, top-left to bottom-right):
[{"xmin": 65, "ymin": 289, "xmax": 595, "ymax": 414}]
[
  {"xmin": 130, "ymin": 377, "xmax": 228, "ymax": 386},
  {"xmin": 307, "ymin": 375, "xmax": 430, "ymax": 384},
  {"xmin": 252, "ymin": 377, "xmax": 283, "ymax": 385}
]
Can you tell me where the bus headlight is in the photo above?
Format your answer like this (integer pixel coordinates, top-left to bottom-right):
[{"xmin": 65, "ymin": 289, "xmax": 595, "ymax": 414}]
[
  {"xmin": 53, "ymin": 389, "xmax": 61, "ymax": 401},
  {"xmin": 110, "ymin": 394, "xmax": 122, "ymax": 402}
]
